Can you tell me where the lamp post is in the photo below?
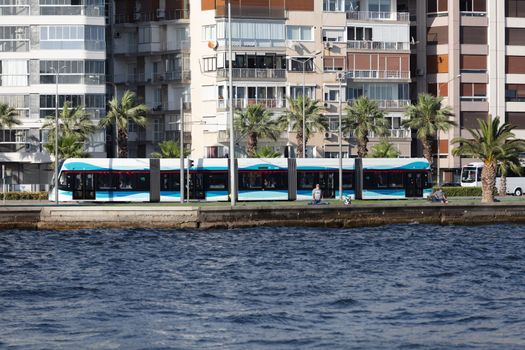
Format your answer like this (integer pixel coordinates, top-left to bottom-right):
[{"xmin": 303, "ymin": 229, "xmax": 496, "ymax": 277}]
[
  {"xmin": 436, "ymin": 74, "xmax": 461, "ymax": 186},
  {"xmin": 228, "ymin": 0, "xmax": 236, "ymax": 206},
  {"xmin": 50, "ymin": 65, "xmax": 66, "ymax": 205},
  {"xmin": 337, "ymin": 72, "xmax": 346, "ymax": 200},
  {"xmin": 289, "ymin": 52, "xmax": 321, "ymax": 158},
  {"xmin": 106, "ymin": 81, "xmax": 119, "ymax": 157},
  {"xmin": 180, "ymin": 96, "xmax": 185, "ymax": 203}
]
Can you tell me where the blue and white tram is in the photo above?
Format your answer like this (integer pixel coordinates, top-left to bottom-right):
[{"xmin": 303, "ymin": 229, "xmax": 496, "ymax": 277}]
[{"xmin": 51, "ymin": 157, "xmax": 432, "ymax": 202}]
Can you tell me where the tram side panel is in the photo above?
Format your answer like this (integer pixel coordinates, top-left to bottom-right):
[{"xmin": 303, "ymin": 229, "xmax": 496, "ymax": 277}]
[{"xmin": 237, "ymin": 158, "xmax": 289, "ymax": 201}]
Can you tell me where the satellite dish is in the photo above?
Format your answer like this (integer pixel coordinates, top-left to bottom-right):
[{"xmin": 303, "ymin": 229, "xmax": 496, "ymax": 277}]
[{"xmin": 208, "ymin": 40, "xmax": 218, "ymax": 49}]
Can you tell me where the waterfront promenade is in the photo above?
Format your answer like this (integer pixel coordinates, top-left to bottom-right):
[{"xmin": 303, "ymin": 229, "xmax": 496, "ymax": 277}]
[{"xmin": 3, "ymin": 198, "xmax": 525, "ymax": 230}]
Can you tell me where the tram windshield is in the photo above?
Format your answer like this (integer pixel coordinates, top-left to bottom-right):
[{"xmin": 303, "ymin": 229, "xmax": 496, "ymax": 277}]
[{"xmin": 461, "ymin": 167, "xmax": 479, "ymax": 183}]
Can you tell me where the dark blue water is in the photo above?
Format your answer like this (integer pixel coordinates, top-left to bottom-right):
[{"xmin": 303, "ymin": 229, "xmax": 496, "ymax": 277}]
[{"xmin": 1, "ymin": 225, "xmax": 525, "ymax": 349}]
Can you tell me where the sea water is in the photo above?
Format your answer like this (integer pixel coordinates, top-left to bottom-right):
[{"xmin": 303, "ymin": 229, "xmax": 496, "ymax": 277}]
[{"xmin": 1, "ymin": 225, "xmax": 524, "ymax": 349}]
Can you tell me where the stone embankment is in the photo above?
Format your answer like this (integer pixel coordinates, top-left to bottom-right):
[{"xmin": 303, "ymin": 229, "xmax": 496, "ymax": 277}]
[{"xmin": 2, "ymin": 203, "xmax": 525, "ymax": 230}]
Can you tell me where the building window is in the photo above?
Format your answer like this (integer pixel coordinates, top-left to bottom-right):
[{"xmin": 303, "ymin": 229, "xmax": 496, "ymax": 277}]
[
  {"xmin": 0, "ymin": 60, "xmax": 28, "ymax": 86},
  {"xmin": 506, "ymin": 28, "xmax": 525, "ymax": 45},
  {"xmin": 368, "ymin": 0, "xmax": 390, "ymax": 13},
  {"xmin": 427, "ymin": 55, "xmax": 449, "ymax": 74},
  {"xmin": 460, "ymin": 0, "xmax": 487, "ymax": 13},
  {"xmin": 40, "ymin": 25, "xmax": 104, "ymax": 51},
  {"xmin": 324, "ymin": 56, "xmax": 345, "ymax": 71},
  {"xmin": 323, "ymin": 0, "xmax": 359, "ymax": 12},
  {"xmin": 0, "ymin": 26, "xmax": 29, "ymax": 52},
  {"xmin": 506, "ymin": 56, "xmax": 525, "ymax": 74},
  {"xmin": 460, "ymin": 26, "xmax": 487, "ymax": 44},
  {"xmin": 460, "ymin": 83, "xmax": 487, "ymax": 101},
  {"xmin": 347, "ymin": 26, "xmax": 372, "ymax": 41},
  {"xmin": 322, "ymin": 28, "xmax": 345, "ymax": 42},
  {"xmin": 427, "ymin": 0, "xmax": 448, "ymax": 14},
  {"xmin": 286, "ymin": 26, "xmax": 313, "ymax": 41},
  {"xmin": 506, "ymin": 112, "xmax": 525, "ymax": 129},
  {"xmin": 506, "ymin": 84, "xmax": 525, "ymax": 101},
  {"xmin": 288, "ymin": 57, "xmax": 315, "ymax": 72},
  {"xmin": 290, "ymin": 86, "xmax": 315, "ymax": 99},
  {"xmin": 460, "ymin": 55, "xmax": 486, "ymax": 73},
  {"xmin": 506, "ymin": 0, "xmax": 525, "ymax": 17},
  {"xmin": 461, "ymin": 112, "xmax": 487, "ymax": 129},
  {"xmin": 201, "ymin": 25, "xmax": 216, "ymax": 41},
  {"xmin": 324, "ymin": 87, "xmax": 341, "ymax": 101},
  {"xmin": 427, "ymin": 26, "xmax": 448, "ymax": 45}
]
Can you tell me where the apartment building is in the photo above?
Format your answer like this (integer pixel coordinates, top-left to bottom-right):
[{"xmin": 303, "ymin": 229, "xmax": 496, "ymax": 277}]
[
  {"xmin": 109, "ymin": 0, "xmax": 191, "ymax": 157},
  {"xmin": 0, "ymin": 0, "xmax": 106, "ymax": 188},
  {"xmin": 410, "ymin": 0, "xmax": 525, "ymax": 183},
  {"xmin": 190, "ymin": 0, "xmax": 411, "ymax": 158}
]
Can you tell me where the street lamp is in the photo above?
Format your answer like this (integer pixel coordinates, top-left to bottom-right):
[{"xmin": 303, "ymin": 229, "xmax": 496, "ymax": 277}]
[
  {"xmin": 337, "ymin": 72, "xmax": 349, "ymax": 201},
  {"xmin": 49, "ymin": 65, "xmax": 66, "ymax": 205},
  {"xmin": 289, "ymin": 51, "xmax": 321, "ymax": 158},
  {"xmin": 436, "ymin": 73, "xmax": 461, "ymax": 186},
  {"xmin": 228, "ymin": 0, "xmax": 236, "ymax": 206}
]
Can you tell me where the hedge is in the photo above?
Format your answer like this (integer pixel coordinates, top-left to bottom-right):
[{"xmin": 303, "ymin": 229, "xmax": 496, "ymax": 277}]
[
  {"xmin": 432, "ymin": 186, "xmax": 498, "ymax": 197},
  {"xmin": 0, "ymin": 192, "xmax": 48, "ymax": 200}
]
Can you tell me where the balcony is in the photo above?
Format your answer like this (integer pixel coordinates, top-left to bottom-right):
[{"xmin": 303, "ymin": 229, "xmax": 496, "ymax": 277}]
[
  {"xmin": 216, "ymin": 68, "xmax": 286, "ymax": 81},
  {"xmin": 350, "ymin": 129, "xmax": 411, "ymax": 139},
  {"xmin": 0, "ymin": 3, "xmax": 29, "ymax": 15},
  {"xmin": 347, "ymin": 99, "xmax": 411, "ymax": 109},
  {"xmin": 346, "ymin": 11, "xmax": 410, "ymax": 22},
  {"xmin": 347, "ymin": 40, "xmax": 410, "ymax": 51},
  {"xmin": 217, "ymin": 98, "xmax": 287, "ymax": 110},
  {"xmin": 153, "ymin": 71, "xmax": 191, "ymax": 83},
  {"xmin": 345, "ymin": 70, "xmax": 411, "ymax": 80},
  {"xmin": 215, "ymin": 5, "xmax": 286, "ymax": 19},
  {"xmin": 114, "ymin": 9, "xmax": 189, "ymax": 24},
  {"xmin": 39, "ymin": 5, "xmax": 104, "ymax": 16}
]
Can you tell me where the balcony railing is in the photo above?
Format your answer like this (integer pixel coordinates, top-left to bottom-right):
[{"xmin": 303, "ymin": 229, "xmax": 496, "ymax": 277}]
[
  {"xmin": 215, "ymin": 5, "xmax": 286, "ymax": 18},
  {"xmin": 346, "ymin": 70, "xmax": 411, "ymax": 80},
  {"xmin": 216, "ymin": 68, "xmax": 286, "ymax": 80},
  {"xmin": 350, "ymin": 129, "xmax": 411, "ymax": 139},
  {"xmin": 153, "ymin": 71, "xmax": 191, "ymax": 82},
  {"xmin": 217, "ymin": 98, "xmax": 287, "ymax": 110},
  {"xmin": 347, "ymin": 40, "xmax": 410, "ymax": 51},
  {"xmin": 347, "ymin": 99, "xmax": 411, "ymax": 109},
  {"xmin": 114, "ymin": 9, "xmax": 189, "ymax": 24},
  {"xmin": 113, "ymin": 71, "xmax": 190, "ymax": 84},
  {"xmin": 39, "ymin": 5, "xmax": 104, "ymax": 16},
  {"xmin": 346, "ymin": 11, "xmax": 410, "ymax": 22},
  {"xmin": 0, "ymin": 4, "xmax": 29, "ymax": 15}
]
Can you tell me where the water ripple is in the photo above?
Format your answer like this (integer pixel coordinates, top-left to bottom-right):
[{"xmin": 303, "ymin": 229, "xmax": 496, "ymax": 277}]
[{"xmin": 0, "ymin": 224, "xmax": 525, "ymax": 349}]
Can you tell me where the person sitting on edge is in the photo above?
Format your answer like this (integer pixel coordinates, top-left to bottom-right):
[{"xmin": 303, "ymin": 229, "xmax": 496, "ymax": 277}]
[
  {"xmin": 430, "ymin": 187, "xmax": 448, "ymax": 204},
  {"xmin": 312, "ymin": 184, "xmax": 322, "ymax": 205}
]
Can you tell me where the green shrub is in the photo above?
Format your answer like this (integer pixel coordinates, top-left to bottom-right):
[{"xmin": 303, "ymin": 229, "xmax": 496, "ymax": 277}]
[
  {"xmin": 433, "ymin": 186, "xmax": 482, "ymax": 197},
  {"xmin": 0, "ymin": 191, "xmax": 48, "ymax": 200}
]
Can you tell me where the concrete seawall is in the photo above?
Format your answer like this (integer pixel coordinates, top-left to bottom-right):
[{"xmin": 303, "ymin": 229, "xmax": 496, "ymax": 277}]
[{"xmin": 3, "ymin": 203, "xmax": 525, "ymax": 230}]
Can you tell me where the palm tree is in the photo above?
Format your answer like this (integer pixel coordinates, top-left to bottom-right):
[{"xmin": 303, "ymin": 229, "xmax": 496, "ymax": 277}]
[
  {"xmin": 452, "ymin": 115, "xmax": 525, "ymax": 203},
  {"xmin": 43, "ymin": 101, "xmax": 95, "ymax": 143},
  {"xmin": 44, "ymin": 133, "xmax": 88, "ymax": 162},
  {"xmin": 0, "ymin": 103, "xmax": 21, "ymax": 129},
  {"xmin": 151, "ymin": 140, "xmax": 189, "ymax": 158},
  {"xmin": 497, "ymin": 143, "xmax": 525, "ymax": 196},
  {"xmin": 99, "ymin": 90, "xmax": 149, "ymax": 158},
  {"xmin": 279, "ymin": 96, "xmax": 326, "ymax": 158},
  {"xmin": 234, "ymin": 104, "xmax": 282, "ymax": 157},
  {"xmin": 403, "ymin": 93, "xmax": 455, "ymax": 167},
  {"xmin": 254, "ymin": 145, "xmax": 281, "ymax": 158},
  {"xmin": 370, "ymin": 140, "xmax": 400, "ymax": 158},
  {"xmin": 343, "ymin": 96, "xmax": 388, "ymax": 158}
]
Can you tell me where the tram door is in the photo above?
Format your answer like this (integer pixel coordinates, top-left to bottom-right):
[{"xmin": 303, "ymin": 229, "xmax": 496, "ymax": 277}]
[
  {"xmin": 319, "ymin": 172, "xmax": 335, "ymax": 198},
  {"xmin": 187, "ymin": 173, "xmax": 205, "ymax": 200},
  {"xmin": 72, "ymin": 173, "xmax": 96, "ymax": 200},
  {"xmin": 405, "ymin": 172, "xmax": 423, "ymax": 198}
]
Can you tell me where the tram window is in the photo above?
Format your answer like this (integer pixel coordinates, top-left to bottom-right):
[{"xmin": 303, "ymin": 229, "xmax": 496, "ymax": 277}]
[
  {"xmin": 263, "ymin": 172, "xmax": 287, "ymax": 190},
  {"xmin": 297, "ymin": 172, "xmax": 316, "ymax": 190},
  {"xmin": 96, "ymin": 173, "xmax": 117, "ymax": 190},
  {"xmin": 207, "ymin": 173, "xmax": 228, "ymax": 190},
  {"xmin": 364, "ymin": 172, "xmax": 388, "ymax": 189},
  {"xmin": 160, "ymin": 173, "xmax": 180, "ymax": 191},
  {"xmin": 342, "ymin": 172, "xmax": 354, "ymax": 189},
  {"xmin": 239, "ymin": 173, "xmax": 262, "ymax": 190},
  {"xmin": 117, "ymin": 173, "xmax": 150, "ymax": 191},
  {"xmin": 388, "ymin": 173, "xmax": 404, "ymax": 189},
  {"xmin": 58, "ymin": 173, "xmax": 73, "ymax": 190}
]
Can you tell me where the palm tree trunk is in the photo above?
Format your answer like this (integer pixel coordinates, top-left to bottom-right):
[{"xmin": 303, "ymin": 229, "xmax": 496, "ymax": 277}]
[
  {"xmin": 118, "ymin": 128, "xmax": 128, "ymax": 158},
  {"xmin": 499, "ymin": 174, "xmax": 507, "ymax": 197},
  {"xmin": 481, "ymin": 161, "xmax": 496, "ymax": 203},
  {"xmin": 296, "ymin": 131, "xmax": 303, "ymax": 158},
  {"xmin": 357, "ymin": 135, "xmax": 368, "ymax": 158},
  {"xmin": 421, "ymin": 137, "xmax": 433, "ymax": 166},
  {"xmin": 247, "ymin": 132, "xmax": 257, "ymax": 158}
]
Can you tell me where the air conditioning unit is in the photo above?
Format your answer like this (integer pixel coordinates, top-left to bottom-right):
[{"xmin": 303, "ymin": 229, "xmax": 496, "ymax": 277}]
[
  {"xmin": 324, "ymin": 132, "xmax": 332, "ymax": 139},
  {"xmin": 323, "ymin": 102, "xmax": 329, "ymax": 108},
  {"xmin": 156, "ymin": 9, "xmax": 165, "ymax": 18},
  {"xmin": 113, "ymin": 31, "xmax": 121, "ymax": 39},
  {"xmin": 133, "ymin": 12, "xmax": 141, "ymax": 21},
  {"xmin": 323, "ymin": 41, "xmax": 333, "ymax": 50},
  {"xmin": 415, "ymin": 68, "xmax": 424, "ymax": 76}
]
